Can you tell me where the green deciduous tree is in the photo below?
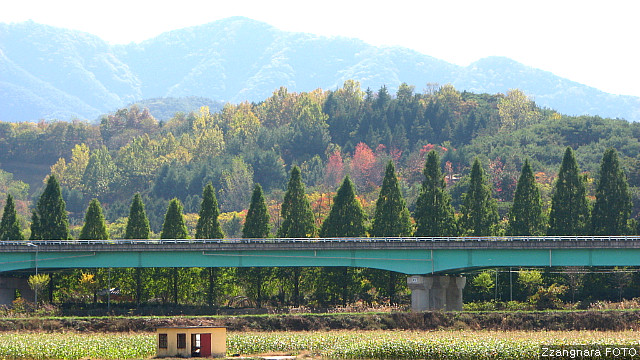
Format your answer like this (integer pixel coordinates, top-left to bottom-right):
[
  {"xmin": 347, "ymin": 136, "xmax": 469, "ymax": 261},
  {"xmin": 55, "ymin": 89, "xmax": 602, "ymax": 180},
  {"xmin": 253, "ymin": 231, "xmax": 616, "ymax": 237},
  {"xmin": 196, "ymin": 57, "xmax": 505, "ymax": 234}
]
[
  {"xmin": 30, "ymin": 175, "xmax": 69, "ymax": 240},
  {"xmin": 506, "ymin": 160, "xmax": 545, "ymax": 235},
  {"xmin": 79, "ymin": 198, "xmax": 109, "ymax": 240},
  {"xmin": 125, "ymin": 193, "xmax": 150, "ymax": 240},
  {"xmin": 0, "ymin": 194, "xmax": 23, "ymax": 240},
  {"xmin": 320, "ymin": 176, "xmax": 367, "ymax": 237},
  {"xmin": 220, "ymin": 157, "xmax": 254, "ymax": 212},
  {"xmin": 460, "ymin": 158, "xmax": 499, "ymax": 236},
  {"xmin": 277, "ymin": 166, "xmax": 316, "ymax": 238},
  {"xmin": 160, "ymin": 199, "xmax": 188, "ymax": 239},
  {"xmin": 548, "ymin": 147, "xmax": 590, "ymax": 236},
  {"xmin": 472, "ymin": 270, "xmax": 495, "ymax": 301},
  {"xmin": 414, "ymin": 151, "xmax": 457, "ymax": 236},
  {"xmin": 242, "ymin": 184, "xmax": 270, "ymax": 238},
  {"xmin": 82, "ymin": 146, "xmax": 118, "ymax": 199},
  {"xmin": 497, "ymin": 89, "xmax": 542, "ymax": 131},
  {"xmin": 370, "ymin": 161, "xmax": 412, "ymax": 237},
  {"xmin": 518, "ymin": 269, "xmax": 543, "ymax": 298},
  {"xmin": 195, "ymin": 182, "xmax": 225, "ymax": 239},
  {"xmin": 591, "ymin": 148, "xmax": 632, "ymax": 235}
]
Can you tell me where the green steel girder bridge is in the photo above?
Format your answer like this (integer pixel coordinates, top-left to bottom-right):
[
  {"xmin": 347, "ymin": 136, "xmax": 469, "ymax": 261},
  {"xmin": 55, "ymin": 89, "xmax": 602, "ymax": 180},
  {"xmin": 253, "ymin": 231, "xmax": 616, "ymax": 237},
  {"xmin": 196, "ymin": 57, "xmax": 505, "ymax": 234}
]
[
  {"xmin": 2, "ymin": 236, "xmax": 640, "ymax": 310},
  {"xmin": 1, "ymin": 236, "xmax": 640, "ymax": 274}
]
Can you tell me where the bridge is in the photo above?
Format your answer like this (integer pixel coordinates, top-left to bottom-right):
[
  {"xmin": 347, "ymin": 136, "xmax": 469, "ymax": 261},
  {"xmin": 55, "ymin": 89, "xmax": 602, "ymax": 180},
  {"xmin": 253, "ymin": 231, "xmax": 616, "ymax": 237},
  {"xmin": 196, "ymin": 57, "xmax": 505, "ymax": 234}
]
[{"xmin": 2, "ymin": 236, "xmax": 640, "ymax": 311}]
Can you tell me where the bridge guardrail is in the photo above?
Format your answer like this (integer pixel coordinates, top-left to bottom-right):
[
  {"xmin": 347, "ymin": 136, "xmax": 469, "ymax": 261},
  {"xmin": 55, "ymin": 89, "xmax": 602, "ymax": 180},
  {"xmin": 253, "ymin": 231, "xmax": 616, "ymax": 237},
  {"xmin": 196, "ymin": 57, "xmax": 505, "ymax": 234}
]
[{"xmin": 1, "ymin": 236, "xmax": 640, "ymax": 247}]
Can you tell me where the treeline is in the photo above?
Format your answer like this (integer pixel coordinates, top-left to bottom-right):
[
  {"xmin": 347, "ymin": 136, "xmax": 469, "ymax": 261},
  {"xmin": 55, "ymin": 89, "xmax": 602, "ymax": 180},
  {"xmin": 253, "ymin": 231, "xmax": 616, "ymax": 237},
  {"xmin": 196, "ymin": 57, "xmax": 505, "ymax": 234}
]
[
  {"xmin": 2, "ymin": 144, "xmax": 639, "ymax": 308},
  {"xmin": 4, "ymin": 146, "xmax": 634, "ymax": 242},
  {"xmin": 3, "ymin": 81, "xmax": 640, "ymax": 307}
]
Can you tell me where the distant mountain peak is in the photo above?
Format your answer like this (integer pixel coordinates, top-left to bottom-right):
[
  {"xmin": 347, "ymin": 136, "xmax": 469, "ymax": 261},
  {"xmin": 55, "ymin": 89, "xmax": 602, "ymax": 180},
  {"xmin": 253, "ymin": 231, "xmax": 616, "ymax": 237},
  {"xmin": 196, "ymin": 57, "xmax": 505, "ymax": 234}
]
[{"xmin": 1, "ymin": 18, "xmax": 639, "ymax": 122}]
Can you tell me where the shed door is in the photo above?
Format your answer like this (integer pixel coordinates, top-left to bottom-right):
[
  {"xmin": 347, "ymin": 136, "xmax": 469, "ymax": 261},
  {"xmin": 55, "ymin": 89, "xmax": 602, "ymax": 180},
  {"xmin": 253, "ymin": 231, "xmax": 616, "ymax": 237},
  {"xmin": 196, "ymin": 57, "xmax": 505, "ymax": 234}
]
[{"xmin": 200, "ymin": 333, "xmax": 211, "ymax": 357}]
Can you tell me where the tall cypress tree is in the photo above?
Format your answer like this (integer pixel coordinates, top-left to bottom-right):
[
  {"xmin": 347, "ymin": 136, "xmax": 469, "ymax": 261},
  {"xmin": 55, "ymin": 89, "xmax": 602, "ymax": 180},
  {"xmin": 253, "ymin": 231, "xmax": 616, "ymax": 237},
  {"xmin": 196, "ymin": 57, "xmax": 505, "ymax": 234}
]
[
  {"xmin": 240, "ymin": 183, "xmax": 271, "ymax": 308},
  {"xmin": 160, "ymin": 198, "xmax": 188, "ymax": 239},
  {"xmin": 79, "ymin": 198, "xmax": 109, "ymax": 240},
  {"xmin": 124, "ymin": 193, "xmax": 149, "ymax": 307},
  {"xmin": 460, "ymin": 158, "xmax": 499, "ymax": 236},
  {"xmin": 368, "ymin": 161, "xmax": 411, "ymax": 304},
  {"xmin": 276, "ymin": 166, "xmax": 315, "ymax": 307},
  {"xmin": 414, "ymin": 151, "xmax": 457, "ymax": 236},
  {"xmin": 548, "ymin": 147, "xmax": 590, "ymax": 235},
  {"xmin": 506, "ymin": 160, "xmax": 545, "ymax": 235},
  {"xmin": 370, "ymin": 161, "xmax": 411, "ymax": 237},
  {"xmin": 30, "ymin": 175, "xmax": 69, "ymax": 240},
  {"xmin": 195, "ymin": 182, "xmax": 225, "ymax": 239},
  {"xmin": 320, "ymin": 176, "xmax": 367, "ymax": 237},
  {"xmin": 0, "ymin": 194, "xmax": 24, "ymax": 240},
  {"xmin": 591, "ymin": 148, "xmax": 632, "ymax": 235},
  {"xmin": 277, "ymin": 166, "xmax": 316, "ymax": 238},
  {"xmin": 125, "ymin": 193, "xmax": 150, "ymax": 239},
  {"xmin": 243, "ymin": 184, "xmax": 270, "ymax": 238}
]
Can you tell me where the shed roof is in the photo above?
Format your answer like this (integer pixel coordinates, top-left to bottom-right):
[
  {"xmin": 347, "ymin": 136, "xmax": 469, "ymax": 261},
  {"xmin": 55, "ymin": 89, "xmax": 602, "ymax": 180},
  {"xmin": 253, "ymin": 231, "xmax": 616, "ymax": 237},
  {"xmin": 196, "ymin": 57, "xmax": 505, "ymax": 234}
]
[{"xmin": 156, "ymin": 326, "xmax": 226, "ymax": 330}]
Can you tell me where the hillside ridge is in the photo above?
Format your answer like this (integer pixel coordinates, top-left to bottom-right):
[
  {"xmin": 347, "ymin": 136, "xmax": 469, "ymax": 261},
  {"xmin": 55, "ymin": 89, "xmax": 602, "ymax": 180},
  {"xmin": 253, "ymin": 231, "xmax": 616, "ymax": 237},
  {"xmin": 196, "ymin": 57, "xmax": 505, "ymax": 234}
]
[{"xmin": 1, "ymin": 17, "xmax": 639, "ymax": 122}]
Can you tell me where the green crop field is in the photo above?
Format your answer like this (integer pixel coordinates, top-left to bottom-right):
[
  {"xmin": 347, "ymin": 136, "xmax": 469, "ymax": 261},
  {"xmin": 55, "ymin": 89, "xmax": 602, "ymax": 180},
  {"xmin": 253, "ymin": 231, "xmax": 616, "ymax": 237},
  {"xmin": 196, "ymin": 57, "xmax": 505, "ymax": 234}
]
[{"xmin": 0, "ymin": 330, "xmax": 638, "ymax": 359}]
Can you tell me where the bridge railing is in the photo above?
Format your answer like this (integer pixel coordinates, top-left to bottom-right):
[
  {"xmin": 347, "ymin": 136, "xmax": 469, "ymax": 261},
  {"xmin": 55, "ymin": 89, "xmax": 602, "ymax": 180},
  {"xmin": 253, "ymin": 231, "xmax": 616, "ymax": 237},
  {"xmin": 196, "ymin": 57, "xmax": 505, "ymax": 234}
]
[{"xmin": 2, "ymin": 236, "xmax": 640, "ymax": 247}]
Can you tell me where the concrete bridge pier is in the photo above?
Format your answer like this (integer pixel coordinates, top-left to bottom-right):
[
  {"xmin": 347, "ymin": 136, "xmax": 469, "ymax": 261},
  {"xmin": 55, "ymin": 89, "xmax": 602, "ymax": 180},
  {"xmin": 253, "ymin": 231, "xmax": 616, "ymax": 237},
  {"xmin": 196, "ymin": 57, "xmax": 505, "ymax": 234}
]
[
  {"xmin": 407, "ymin": 275, "xmax": 466, "ymax": 311},
  {"xmin": 0, "ymin": 277, "xmax": 34, "ymax": 306}
]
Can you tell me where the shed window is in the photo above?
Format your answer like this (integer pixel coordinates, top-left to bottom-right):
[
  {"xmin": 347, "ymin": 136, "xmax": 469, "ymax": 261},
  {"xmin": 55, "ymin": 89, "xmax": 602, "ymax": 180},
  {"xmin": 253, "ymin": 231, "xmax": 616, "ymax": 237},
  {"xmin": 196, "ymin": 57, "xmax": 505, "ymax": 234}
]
[
  {"xmin": 158, "ymin": 334, "xmax": 168, "ymax": 349},
  {"xmin": 177, "ymin": 333, "xmax": 186, "ymax": 349}
]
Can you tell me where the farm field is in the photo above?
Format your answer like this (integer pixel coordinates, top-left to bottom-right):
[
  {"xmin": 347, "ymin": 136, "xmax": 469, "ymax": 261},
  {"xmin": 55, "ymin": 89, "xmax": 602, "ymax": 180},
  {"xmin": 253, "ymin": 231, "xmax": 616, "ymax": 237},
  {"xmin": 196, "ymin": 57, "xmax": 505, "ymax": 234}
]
[{"xmin": 0, "ymin": 330, "xmax": 639, "ymax": 359}]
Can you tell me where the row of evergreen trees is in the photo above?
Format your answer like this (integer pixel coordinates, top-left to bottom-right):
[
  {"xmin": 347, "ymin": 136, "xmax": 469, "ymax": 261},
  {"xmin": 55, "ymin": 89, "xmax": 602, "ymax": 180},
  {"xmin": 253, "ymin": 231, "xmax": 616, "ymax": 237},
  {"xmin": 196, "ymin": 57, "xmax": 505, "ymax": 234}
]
[
  {"xmin": 0, "ymin": 146, "xmax": 633, "ymax": 241},
  {"xmin": 414, "ymin": 146, "xmax": 632, "ymax": 237}
]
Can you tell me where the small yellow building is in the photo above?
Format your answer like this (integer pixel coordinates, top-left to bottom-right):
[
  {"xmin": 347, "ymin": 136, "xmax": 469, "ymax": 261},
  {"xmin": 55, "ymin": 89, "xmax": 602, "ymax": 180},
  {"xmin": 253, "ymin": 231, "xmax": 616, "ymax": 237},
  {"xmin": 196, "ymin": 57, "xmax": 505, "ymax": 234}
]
[{"xmin": 156, "ymin": 326, "xmax": 226, "ymax": 358}]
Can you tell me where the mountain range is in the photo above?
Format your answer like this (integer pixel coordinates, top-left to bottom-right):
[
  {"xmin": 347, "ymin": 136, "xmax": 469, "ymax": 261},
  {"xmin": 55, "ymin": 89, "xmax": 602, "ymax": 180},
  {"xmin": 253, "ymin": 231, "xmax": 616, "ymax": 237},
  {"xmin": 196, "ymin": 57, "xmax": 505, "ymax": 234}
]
[{"xmin": 1, "ymin": 16, "xmax": 639, "ymax": 122}]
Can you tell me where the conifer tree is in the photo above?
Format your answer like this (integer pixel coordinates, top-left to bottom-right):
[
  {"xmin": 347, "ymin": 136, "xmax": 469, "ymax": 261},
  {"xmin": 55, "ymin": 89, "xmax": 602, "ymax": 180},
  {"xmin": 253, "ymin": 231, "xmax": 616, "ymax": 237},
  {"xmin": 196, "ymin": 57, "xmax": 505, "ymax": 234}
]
[
  {"xmin": 320, "ymin": 176, "xmax": 367, "ymax": 237},
  {"xmin": 548, "ymin": 147, "xmax": 590, "ymax": 235},
  {"xmin": 30, "ymin": 175, "xmax": 69, "ymax": 240},
  {"xmin": 29, "ymin": 211, "xmax": 40, "ymax": 241},
  {"xmin": 460, "ymin": 158, "xmax": 499, "ymax": 236},
  {"xmin": 195, "ymin": 182, "xmax": 225, "ymax": 239},
  {"xmin": 0, "ymin": 194, "xmax": 24, "ymax": 240},
  {"xmin": 414, "ymin": 151, "xmax": 457, "ymax": 236},
  {"xmin": 506, "ymin": 160, "xmax": 545, "ymax": 235},
  {"xmin": 277, "ymin": 166, "xmax": 316, "ymax": 238},
  {"xmin": 243, "ymin": 184, "xmax": 270, "ymax": 238},
  {"xmin": 79, "ymin": 199, "xmax": 109, "ymax": 240},
  {"xmin": 124, "ymin": 193, "xmax": 150, "ymax": 306},
  {"xmin": 591, "ymin": 148, "xmax": 632, "ymax": 235},
  {"xmin": 160, "ymin": 198, "xmax": 188, "ymax": 239},
  {"xmin": 240, "ymin": 184, "xmax": 271, "ymax": 307},
  {"xmin": 276, "ymin": 166, "xmax": 315, "ymax": 306},
  {"xmin": 370, "ymin": 161, "xmax": 412, "ymax": 237},
  {"xmin": 125, "ymin": 193, "xmax": 150, "ymax": 239}
]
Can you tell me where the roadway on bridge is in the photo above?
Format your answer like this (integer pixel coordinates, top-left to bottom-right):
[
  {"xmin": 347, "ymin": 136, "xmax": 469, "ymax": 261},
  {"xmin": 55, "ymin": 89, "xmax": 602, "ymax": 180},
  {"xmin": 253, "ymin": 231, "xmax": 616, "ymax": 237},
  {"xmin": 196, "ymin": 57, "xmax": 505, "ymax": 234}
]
[{"xmin": 2, "ymin": 237, "xmax": 640, "ymax": 275}]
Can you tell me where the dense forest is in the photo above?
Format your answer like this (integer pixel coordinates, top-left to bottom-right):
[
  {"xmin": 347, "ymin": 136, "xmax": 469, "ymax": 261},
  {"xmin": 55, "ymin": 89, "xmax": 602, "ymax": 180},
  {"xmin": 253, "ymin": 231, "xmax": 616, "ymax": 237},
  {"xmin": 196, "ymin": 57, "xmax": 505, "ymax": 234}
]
[{"xmin": 2, "ymin": 81, "xmax": 640, "ymax": 309}]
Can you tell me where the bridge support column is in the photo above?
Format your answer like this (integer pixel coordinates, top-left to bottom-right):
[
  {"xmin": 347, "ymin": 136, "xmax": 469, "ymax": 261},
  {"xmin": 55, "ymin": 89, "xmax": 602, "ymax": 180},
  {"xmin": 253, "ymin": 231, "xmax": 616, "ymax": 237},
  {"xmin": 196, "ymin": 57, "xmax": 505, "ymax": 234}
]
[
  {"xmin": 407, "ymin": 275, "xmax": 433, "ymax": 311},
  {"xmin": 0, "ymin": 277, "xmax": 34, "ymax": 306},
  {"xmin": 407, "ymin": 275, "xmax": 466, "ymax": 311},
  {"xmin": 446, "ymin": 277, "xmax": 466, "ymax": 311}
]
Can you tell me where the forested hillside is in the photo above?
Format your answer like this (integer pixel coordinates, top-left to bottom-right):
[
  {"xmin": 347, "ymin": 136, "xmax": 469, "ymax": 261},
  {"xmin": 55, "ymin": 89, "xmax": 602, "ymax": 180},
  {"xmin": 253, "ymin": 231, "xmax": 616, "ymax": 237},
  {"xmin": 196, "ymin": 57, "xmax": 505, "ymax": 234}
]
[
  {"xmin": 4, "ymin": 81, "xmax": 640, "ymax": 308},
  {"xmin": 2, "ymin": 81, "xmax": 640, "ymax": 236},
  {"xmin": 2, "ymin": 17, "xmax": 639, "ymax": 122}
]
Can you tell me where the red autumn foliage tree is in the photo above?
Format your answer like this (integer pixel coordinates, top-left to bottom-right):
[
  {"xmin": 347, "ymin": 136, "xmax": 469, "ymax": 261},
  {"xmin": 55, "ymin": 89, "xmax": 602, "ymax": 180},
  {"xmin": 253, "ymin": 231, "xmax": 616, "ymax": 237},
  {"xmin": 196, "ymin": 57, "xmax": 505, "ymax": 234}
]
[
  {"xmin": 350, "ymin": 142, "xmax": 376, "ymax": 191},
  {"xmin": 324, "ymin": 150, "xmax": 344, "ymax": 188}
]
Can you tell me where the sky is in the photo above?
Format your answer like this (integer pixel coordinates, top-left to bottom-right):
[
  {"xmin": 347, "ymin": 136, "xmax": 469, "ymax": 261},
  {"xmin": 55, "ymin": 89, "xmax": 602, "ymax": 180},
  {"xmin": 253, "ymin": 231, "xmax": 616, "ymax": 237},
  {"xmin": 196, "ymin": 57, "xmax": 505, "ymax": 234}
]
[{"xmin": 2, "ymin": 0, "xmax": 639, "ymax": 98}]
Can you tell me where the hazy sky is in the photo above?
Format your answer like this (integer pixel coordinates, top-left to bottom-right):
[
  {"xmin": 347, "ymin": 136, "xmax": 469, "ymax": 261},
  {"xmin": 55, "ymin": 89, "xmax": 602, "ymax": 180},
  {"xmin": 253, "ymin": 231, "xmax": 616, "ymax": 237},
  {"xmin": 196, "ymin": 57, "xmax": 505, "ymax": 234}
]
[{"xmin": 2, "ymin": 0, "xmax": 638, "ymax": 97}]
